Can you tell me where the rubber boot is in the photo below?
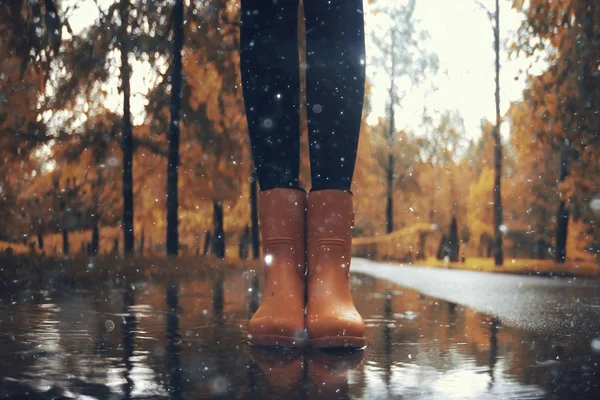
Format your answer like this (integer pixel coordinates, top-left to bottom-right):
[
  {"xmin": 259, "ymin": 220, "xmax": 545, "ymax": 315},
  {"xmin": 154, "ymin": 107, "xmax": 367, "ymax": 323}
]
[
  {"xmin": 247, "ymin": 188, "xmax": 307, "ymax": 347},
  {"xmin": 306, "ymin": 350, "xmax": 364, "ymax": 397},
  {"xmin": 249, "ymin": 348, "xmax": 304, "ymax": 397},
  {"xmin": 306, "ymin": 189, "xmax": 366, "ymax": 349}
]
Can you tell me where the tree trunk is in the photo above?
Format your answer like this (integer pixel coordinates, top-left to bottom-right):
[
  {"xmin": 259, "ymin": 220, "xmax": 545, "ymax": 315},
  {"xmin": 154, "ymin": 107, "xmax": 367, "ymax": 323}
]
[
  {"xmin": 212, "ymin": 274, "xmax": 224, "ymax": 315},
  {"xmin": 386, "ymin": 154, "xmax": 394, "ymax": 234},
  {"xmin": 37, "ymin": 233, "xmax": 44, "ymax": 250},
  {"xmin": 385, "ymin": 74, "xmax": 396, "ymax": 235},
  {"xmin": 239, "ymin": 225, "xmax": 250, "ymax": 260},
  {"xmin": 139, "ymin": 227, "xmax": 145, "ymax": 256},
  {"xmin": 436, "ymin": 234, "xmax": 447, "ymax": 260},
  {"xmin": 119, "ymin": 0, "xmax": 134, "ymax": 255},
  {"xmin": 492, "ymin": 0, "xmax": 504, "ymax": 266},
  {"xmin": 212, "ymin": 200, "xmax": 225, "ymax": 259},
  {"xmin": 536, "ymin": 239, "xmax": 546, "ymax": 260},
  {"xmin": 62, "ymin": 230, "xmax": 69, "ymax": 255},
  {"xmin": 113, "ymin": 237, "xmax": 120, "ymax": 256},
  {"xmin": 250, "ymin": 171, "xmax": 260, "ymax": 260},
  {"xmin": 165, "ymin": 283, "xmax": 181, "ymax": 396},
  {"xmin": 555, "ymin": 140, "xmax": 570, "ymax": 263},
  {"xmin": 92, "ymin": 223, "xmax": 99, "ymax": 255},
  {"xmin": 166, "ymin": 0, "xmax": 184, "ymax": 257},
  {"xmin": 203, "ymin": 230, "xmax": 212, "ymax": 256},
  {"xmin": 448, "ymin": 216, "xmax": 459, "ymax": 262},
  {"xmin": 416, "ymin": 232, "xmax": 426, "ymax": 260}
]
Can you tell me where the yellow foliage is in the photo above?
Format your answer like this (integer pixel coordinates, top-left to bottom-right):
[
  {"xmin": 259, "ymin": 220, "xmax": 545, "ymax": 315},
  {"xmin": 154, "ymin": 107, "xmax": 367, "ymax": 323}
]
[{"xmin": 467, "ymin": 167, "xmax": 494, "ymax": 239}]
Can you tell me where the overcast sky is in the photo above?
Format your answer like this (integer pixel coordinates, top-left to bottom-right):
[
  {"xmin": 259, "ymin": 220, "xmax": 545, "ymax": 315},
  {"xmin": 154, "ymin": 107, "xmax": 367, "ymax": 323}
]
[
  {"xmin": 64, "ymin": 0, "xmax": 536, "ymax": 140},
  {"xmin": 364, "ymin": 0, "xmax": 536, "ymax": 140}
]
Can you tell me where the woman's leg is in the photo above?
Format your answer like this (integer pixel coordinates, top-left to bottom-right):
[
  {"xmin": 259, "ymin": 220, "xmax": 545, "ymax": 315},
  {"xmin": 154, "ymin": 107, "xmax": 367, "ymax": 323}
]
[
  {"xmin": 304, "ymin": 0, "xmax": 366, "ymax": 191},
  {"xmin": 303, "ymin": 0, "xmax": 367, "ymax": 349},
  {"xmin": 241, "ymin": 0, "xmax": 306, "ymax": 347},
  {"xmin": 240, "ymin": 0, "xmax": 301, "ymax": 191}
]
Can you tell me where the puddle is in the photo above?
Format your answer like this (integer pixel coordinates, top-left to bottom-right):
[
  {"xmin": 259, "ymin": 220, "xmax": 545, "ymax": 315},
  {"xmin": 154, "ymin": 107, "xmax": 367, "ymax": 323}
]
[{"xmin": 0, "ymin": 269, "xmax": 598, "ymax": 399}]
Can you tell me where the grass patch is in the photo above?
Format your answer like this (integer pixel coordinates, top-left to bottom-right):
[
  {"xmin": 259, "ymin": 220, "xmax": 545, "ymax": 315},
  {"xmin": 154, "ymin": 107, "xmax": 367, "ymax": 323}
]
[
  {"xmin": 0, "ymin": 241, "xmax": 29, "ymax": 254},
  {"xmin": 0, "ymin": 254, "xmax": 259, "ymax": 290}
]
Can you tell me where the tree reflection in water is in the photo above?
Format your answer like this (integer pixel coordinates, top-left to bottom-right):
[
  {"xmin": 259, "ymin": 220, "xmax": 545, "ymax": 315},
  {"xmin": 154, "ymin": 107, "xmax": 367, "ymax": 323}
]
[
  {"xmin": 488, "ymin": 317, "xmax": 499, "ymax": 390},
  {"xmin": 212, "ymin": 273, "xmax": 225, "ymax": 322},
  {"xmin": 166, "ymin": 282, "xmax": 182, "ymax": 400},
  {"xmin": 2, "ymin": 270, "xmax": 599, "ymax": 398},
  {"xmin": 121, "ymin": 285, "xmax": 136, "ymax": 399}
]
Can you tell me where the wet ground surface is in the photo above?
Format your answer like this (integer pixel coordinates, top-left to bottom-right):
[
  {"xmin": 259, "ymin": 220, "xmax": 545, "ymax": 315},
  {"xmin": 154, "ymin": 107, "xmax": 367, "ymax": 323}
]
[
  {"xmin": 1, "ymin": 264, "xmax": 600, "ymax": 399},
  {"xmin": 353, "ymin": 259, "xmax": 600, "ymax": 340}
]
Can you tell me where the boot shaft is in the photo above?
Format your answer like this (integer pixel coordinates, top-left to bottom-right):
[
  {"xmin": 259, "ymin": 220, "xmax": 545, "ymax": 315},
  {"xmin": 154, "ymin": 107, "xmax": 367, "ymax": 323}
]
[
  {"xmin": 258, "ymin": 188, "xmax": 307, "ymax": 277},
  {"xmin": 307, "ymin": 189, "xmax": 353, "ymax": 279}
]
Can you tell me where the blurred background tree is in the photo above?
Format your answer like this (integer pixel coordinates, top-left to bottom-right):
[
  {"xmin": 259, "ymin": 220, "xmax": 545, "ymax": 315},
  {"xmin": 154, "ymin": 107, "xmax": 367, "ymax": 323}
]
[{"xmin": 0, "ymin": 0, "xmax": 597, "ymax": 267}]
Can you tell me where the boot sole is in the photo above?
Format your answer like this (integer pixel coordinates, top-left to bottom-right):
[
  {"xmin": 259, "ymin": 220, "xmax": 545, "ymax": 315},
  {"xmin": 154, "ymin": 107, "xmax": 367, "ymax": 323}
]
[
  {"xmin": 310, "ymin": 336, "xmax": 367, "ymax": 349},
  {"xmin": 248, "ymin": 334, "xmax": 306, "ymax": 348}
]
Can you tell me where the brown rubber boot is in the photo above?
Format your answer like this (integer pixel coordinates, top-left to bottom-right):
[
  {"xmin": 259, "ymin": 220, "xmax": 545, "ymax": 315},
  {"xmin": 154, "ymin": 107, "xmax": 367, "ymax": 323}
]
[
  {"xmin": 249, "ymin": 347, "xmax": 304, "ymax": 396},
  {"xmin": 247, "ymin": 188, "xmax": 307, "ymax": 347},
  {"xmin": 306, "ymin": 189, "xmax": 366, "ymax": 349},
  {"xmin": 306, "ymin": 350, "xmax": 364, "ymax": 397}
]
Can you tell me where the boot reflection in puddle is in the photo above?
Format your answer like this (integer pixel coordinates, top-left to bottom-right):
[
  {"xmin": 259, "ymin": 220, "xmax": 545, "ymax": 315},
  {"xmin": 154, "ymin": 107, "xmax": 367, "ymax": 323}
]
[
  {"xmin": 249, "ymin": 348, "xmax": 364, "ymax": 398},
  {"xmin": 306, "ymin": 350, "xmax": 364, "ymax": 398},
  {"xmin": 249, "ymin": 347, "xmax": 305, "ymax": 396}
]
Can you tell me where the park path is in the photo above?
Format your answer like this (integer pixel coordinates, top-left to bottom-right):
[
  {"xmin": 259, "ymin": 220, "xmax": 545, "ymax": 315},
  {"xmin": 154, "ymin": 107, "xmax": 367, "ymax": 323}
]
[{"xmin": 352, "ymin": 258, "xmax": 600, "ymax": 341}]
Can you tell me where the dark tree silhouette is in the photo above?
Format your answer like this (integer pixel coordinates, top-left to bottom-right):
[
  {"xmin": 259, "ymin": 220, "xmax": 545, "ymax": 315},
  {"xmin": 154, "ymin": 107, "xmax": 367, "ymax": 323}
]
[
  {"xmin": 476, "ymin": 0, "xmax": 504, "ymax": 266},
  {"xmin": 37, "ymin": 233, "xmax": 44, "ymax": 250},
  {"xmin": 0, "ymin": 0, "xmax": 62, "ymax": 74},
  {"xmin": 92, "ymin": 224, "xmax": 99, "ymax": 255},
  {"xmin": 62, "ymin": 230, "xmax": 69, "ymax": 255},
  {"xmin": 555, "ymin": 141, "xmax": 570, "ymax": 262},
  {"xmin": 447, "ymin": 217, "xmax": 459, "ymax": 262},
  {"xmin": 436, "ymin": 234, "xmax": 447, "ymax": 260},
  {"xmin": 491, "ymin": 0, "xmax": 504, "ymax": 267},
  {"xmin": 167, "ymin": 0, "xmax": 184, "ymax": 256},
  {"xmin": 212, "ymin": 201, "xmax": 225, "ymax": 259},
  {"xmin": 166, "ymin": 283, "xmax": 182, "ymax": 399},
  {"xmin": 119, "ymin": 0, "xmax": 135, "ymax": 255}
]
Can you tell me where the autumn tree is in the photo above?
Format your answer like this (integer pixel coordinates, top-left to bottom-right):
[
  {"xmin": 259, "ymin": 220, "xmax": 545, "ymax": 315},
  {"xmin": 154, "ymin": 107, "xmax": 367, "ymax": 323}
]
[
  {"xmin": 49, "ymin": 0, "xmax": 172, "ymax": 255},
  {"xmin": 0, "ymin": 0, "xmax": 62, "ymax": 74},
  {"xmin": 513, "ymin": 0, "xmax": 600, "ymax": 262},
  {"xmin": 476, "ymin": 0, "xmax": 504, "ymax": 266},
  {"xmin": 0, "ymin": 0, "xmax": 63, "ymax": 242},
  {"xmin": 166, "ymin": 0, "xmax": 184, "ymax": 256},
  {"xmin": 369, "ymin": 0, "xmax": 438, "ymax": 233},
  {"xmin": 147, "ymin": 0, "xmax": 245, "ymax": 258},
  {"xmin": 466, "ymin": 119, "xmax": 521, "ymax": 259},
  {"xmin": 508, "ymin": 101, "xmax": 560, "ymax": 259}
]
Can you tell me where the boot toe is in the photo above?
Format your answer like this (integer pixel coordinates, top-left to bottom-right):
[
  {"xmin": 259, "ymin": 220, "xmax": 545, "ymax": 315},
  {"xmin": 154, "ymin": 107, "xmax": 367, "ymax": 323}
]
[
  {"xmin": 248, "ymin": 314, "xmax": 306, "ymax": 345},
  {"xmin": 307, "ymin": 308, "xmax": 365, "ymax": 342}
]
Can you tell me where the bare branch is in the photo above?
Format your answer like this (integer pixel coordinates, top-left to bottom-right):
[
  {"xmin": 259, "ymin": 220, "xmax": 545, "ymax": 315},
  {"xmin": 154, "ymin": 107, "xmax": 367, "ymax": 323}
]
[
  {"xmin": 133, "ymin": 137, "xmax": 168, "ymax": 158},
  {"xmin": 475, "ymin": 0, "xmax": 494, "ymax": 22}
]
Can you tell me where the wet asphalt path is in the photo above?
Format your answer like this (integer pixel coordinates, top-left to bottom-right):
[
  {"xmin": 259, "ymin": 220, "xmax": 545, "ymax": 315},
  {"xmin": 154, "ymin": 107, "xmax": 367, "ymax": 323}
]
[{"xmin": 352, "ymin": 258, "xmax": 600, "ymax": 342}]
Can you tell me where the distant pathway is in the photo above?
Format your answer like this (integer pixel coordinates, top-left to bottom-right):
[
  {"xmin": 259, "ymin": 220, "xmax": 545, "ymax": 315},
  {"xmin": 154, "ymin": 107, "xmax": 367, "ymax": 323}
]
[{"xmin": 352, "ymin": 258, "xmax": 600, "ymax": 341}]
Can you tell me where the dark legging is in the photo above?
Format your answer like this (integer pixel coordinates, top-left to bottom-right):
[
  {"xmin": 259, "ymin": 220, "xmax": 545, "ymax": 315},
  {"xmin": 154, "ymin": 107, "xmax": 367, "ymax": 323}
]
[{"xmin": 240, "ymin": 0, "xmax": 366, "ymax": 192}]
